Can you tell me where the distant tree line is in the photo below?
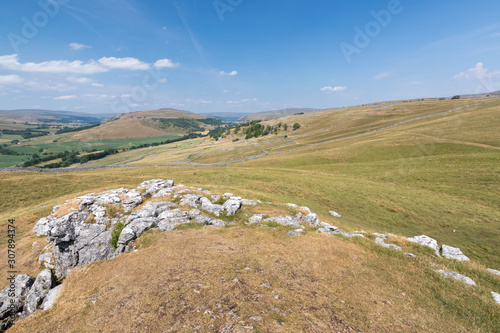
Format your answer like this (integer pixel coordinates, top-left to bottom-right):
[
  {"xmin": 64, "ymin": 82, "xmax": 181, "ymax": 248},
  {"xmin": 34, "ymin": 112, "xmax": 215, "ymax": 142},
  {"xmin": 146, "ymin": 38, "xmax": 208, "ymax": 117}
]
[
  {"xmin": 20, "ymin": 133, "xmax": 205, "ymax": 168},
  {"xmin": 1, "ymin": 129, "xmax": 50, "ymax": 139},
  {"xmin": 55, "ymin": 123, "xmax": 100, "ymax": 134}
]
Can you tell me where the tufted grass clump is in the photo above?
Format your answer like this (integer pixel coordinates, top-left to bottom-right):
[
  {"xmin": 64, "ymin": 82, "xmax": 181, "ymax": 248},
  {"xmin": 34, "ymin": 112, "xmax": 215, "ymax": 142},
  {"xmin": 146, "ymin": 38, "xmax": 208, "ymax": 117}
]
[{"xmin": 110, "ymin": 222, "xmax": 125, "ymax": 250}]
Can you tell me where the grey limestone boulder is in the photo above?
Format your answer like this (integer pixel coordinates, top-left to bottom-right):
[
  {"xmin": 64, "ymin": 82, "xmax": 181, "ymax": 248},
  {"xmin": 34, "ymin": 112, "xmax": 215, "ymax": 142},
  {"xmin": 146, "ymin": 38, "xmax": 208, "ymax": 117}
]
[
  {"xmin": 301, "ymin": 213, "xmax": 320, "ymax": 227},
  {"xmin": 223, "ymin": 198, "xmax": 242, "ymax": 216},
  {"xmin": 0, "ymin": 274, "xmax": 34, "ymax": 320},
  {"xmin": 265, "ymin": 216, "xmax": 301, "ymax": 228},
  {"xmin": 440, "ymin": 245, "xmax": 470, "ymax": 262},
  {"xmin": 38, "ymin": 252, "xmax": 55, "ymax": 269},
  {"xmin": 288, "ymin": 229, "xmax": 304, "ymax": 236},
  {"xmin": 248, "ymin": 214, "xmax": 265, "ymax": 224},
  {"xmin": 23, "ymin": 269, "xmax": 55, "ymax": 316},
  {"xmin": 434, "ymin": 269, "xmax": 476, "ymax": 287},
  {"xmin": 375, "ymin": 237, "xmax": 402, "ymax": 251},
  {"xmin": 41, "ymin": 285, "xmax": 62, "ymax": 311},
  {"xmin": 487, "ymin": 268, "xmax": 500, "ymax": 277},
  {"xmin": 241, "ymin": 199, "xmax": 258, "ymax": 206},
  {"xmin": 407, "ymin": 235, "xmax": 440, "ymax": 256}
]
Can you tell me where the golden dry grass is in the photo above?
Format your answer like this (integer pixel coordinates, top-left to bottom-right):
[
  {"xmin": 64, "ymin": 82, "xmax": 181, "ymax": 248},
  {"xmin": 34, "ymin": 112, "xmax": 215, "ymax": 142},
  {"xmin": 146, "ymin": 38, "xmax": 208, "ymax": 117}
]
[{"xmin": 9, "ymin": 226, "xmax": 500, "ymax": 332}]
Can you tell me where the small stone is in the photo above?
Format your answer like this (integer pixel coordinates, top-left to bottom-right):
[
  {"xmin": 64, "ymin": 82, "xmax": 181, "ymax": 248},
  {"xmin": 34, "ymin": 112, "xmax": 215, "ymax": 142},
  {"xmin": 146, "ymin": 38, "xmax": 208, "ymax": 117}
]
[
  {"xmin": 487, "ymin": 268, "xmax": 500, "ymax": 277},
  {"xmin": 492, "ymin": 292, "xmax": 500, "ymax": 305},
  {"xmin": 287, "ymin": 229, "xmax": 304, "ymax": 236},
  {"xmin": 329, "ymin": 210, "xmax": 341, "ymax": 218},
  {"xmin": 404, "ymin": 253, "xmax": 417, "ymax": 258}
]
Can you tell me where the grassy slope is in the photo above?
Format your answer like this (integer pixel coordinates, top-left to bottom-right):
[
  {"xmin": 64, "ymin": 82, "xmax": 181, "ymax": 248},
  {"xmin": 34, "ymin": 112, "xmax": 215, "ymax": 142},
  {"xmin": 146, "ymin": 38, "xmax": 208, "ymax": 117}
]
[{"xmin": 0, "ymin": 98, "xmax": 499, "ymax": 331}]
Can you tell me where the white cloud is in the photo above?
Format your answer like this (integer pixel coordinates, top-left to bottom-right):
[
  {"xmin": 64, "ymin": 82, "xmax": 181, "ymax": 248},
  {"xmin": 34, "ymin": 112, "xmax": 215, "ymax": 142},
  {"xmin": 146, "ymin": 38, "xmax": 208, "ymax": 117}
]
[
  {"xmin": 24, "ymin": 80, "xmax": 75, "ymax": 92},
  {"xmin": 69, "ymin": 43, "xmax": 92, "ymax": 50},
  {"xmin": 98, "ymin": 57, "xmax": 150, "ymax": 70},
  {"xmin": 73, "ymin": 106, "xmax": 87, "ymax": 110},
  {"xmin": 220, "ymin": 70, "xmax": 238, "ymax": 76},
  {"xmin": 66, "ymin": 76, "xmax": 92, "ymax": 84},
  {"xmin": 374, "ymin": 72, "xmax": 390, "ymax": 80},
  {"xmin": 0, "ymin": 54, "xmax": 181, "ymax": 78},
  {"xmin": 54, "ymin": 95, "xmax": 77, "ymax": 100},
  {"xmin": 0, "ymin": 54, "xmax": 106, "ymax": 74},
  {"xmin": 154, "ymin": 58, "xmax": 179, "ymax": 68},
  {"xmin": 226, "ymin": 98, "xmax": 256, "ymax": 104},
  {"xmin": 0, "ymin": 74, "xmax": 24, "ymax": 85},
  {"xmin": 454, "ymin": 62, "xmax": 500, "ymax": 80},
  {"xmin": 321, "ymin": 86, "xmax": 347, "ymax": 93},
  {"xmin": 91, "ymin": 82, "xmax": 104, "ymax": 87},
  {"xmin": 222, "ymin": 89, "xmax": 229, "ymax": 93}
]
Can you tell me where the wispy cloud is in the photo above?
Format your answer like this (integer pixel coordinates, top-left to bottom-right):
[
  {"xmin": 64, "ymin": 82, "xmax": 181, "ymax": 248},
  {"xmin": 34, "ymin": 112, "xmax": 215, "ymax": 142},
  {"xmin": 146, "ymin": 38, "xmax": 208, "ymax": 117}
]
[
  {"xmin": 54, "ymin": 95, "xmax": 78, "ymax": 100},
  {"xmin": 320, "ymin": 86, "xmax": 347, "ymax": 93},
  {"xmin": 0, "ymin": 54, "xmax": 105, "ymax": 74},
  {"xmin": 0, "ymin": 74, "xmax": 24, "ymax": 85},
  {"xmin": 66, "ymin": 77, "xmax": 92, "ymax": 84},
  {"xmin": 220, "ymin": 70, "xmax": 238, "ymax": 76},
  {"xmin": 69, "ymin": 42, "xmax": 92, "ymax": 50},
  {"xmin": 98, "ymin": 57, "xmax": 150, "ymax": 70},
  {"xmin": 374, "ymin": 72, "xmax": 390, "ymax": 80}
]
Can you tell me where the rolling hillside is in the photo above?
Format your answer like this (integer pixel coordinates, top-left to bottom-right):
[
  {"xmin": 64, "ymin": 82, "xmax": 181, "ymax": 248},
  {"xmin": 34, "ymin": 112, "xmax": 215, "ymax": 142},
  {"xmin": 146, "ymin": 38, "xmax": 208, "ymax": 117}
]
[
  {"xmin": 72, "ymin": 109, "xmax": 222, "ymax": 141},
  {"xmin": 0, "ymin": 96, "xmax": 499, "ymax": 332},
  {"xmin": 239, "ymin": 108, "xmax": 320, "ymax": 122}
]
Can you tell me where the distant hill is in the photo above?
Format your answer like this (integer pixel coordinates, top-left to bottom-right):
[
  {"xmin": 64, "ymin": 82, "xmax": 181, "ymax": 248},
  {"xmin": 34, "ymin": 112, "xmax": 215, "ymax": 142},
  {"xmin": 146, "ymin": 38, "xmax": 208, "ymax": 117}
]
[
  {"xmin": 72, "ymin": 109, "xmax": 224, "ymax": 141},
  {"xmin": 207, "ymin": 112, "xmax": 253, "ymax": 122},
  {"xmin": 239, "ymin": 108, "xmax": 319, "ymax": 122},
  {"xmin": 0, "ymin": 109, "xmax": 105, "ymax": 125}
]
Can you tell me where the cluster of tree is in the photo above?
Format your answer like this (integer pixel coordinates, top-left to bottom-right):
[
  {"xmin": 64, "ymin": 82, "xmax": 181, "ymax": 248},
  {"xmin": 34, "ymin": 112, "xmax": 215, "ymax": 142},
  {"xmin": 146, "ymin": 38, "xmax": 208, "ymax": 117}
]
[
  {"xmin": 1, "ymin": 129, "xmax": 50, "ymax": 139},
  {"xmin": 55, "ymin": 123, "xmax": 100, "ymax": 134},
  {"xmin": 158, "ymin": 118, "xmax": 205, "ymax": 133},
  {"xmin": 209, "ymin": 120, "xmax": 301, "ymax": 140},
  {"xmin": 24, "ymin": 149, "xmax": 120, "ymax": 168},
  {"xmin": 0, "ymin": 147, "xmax": 19, "ymax": 156},
  {"xmin": 197, "ymin": 118, "xmax": 226, "ymax": 126}
]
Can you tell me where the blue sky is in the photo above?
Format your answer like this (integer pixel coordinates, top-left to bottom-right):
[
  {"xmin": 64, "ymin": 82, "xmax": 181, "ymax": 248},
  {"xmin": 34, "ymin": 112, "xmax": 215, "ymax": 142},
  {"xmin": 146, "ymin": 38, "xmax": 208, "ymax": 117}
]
[{"xmin": 0, "ymin": 0, "xmax": 499, "ymax": 114}]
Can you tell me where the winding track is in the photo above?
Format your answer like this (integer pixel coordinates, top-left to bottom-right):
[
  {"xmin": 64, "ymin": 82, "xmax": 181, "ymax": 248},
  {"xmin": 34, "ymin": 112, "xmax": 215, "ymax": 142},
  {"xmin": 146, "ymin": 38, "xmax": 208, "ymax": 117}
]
[{"xmin": 1, "ymin": 100, "xmax": 498, "ymax": 173}]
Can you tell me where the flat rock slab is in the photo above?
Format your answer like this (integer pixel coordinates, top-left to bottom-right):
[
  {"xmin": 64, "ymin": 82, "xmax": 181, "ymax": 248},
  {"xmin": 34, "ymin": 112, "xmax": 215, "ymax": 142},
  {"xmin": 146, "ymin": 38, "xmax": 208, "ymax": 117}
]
[
  {"xmin": 375, "ymin": 237, "xmax": 402, "ymax": 251},
  {"xmin": 487, "ymin": 268, "xmax": 500, "ymax": 277},
  {"xmin": 288, "ymin": 229, "xmax": 304, "ymax": 236},
  {"xmin": 434, "ymin": 269, "xmax": 476, "ymax": 287},
  {"xmin": 407, "ymin": 235, "xmax": 440, "ymax": 256}
]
